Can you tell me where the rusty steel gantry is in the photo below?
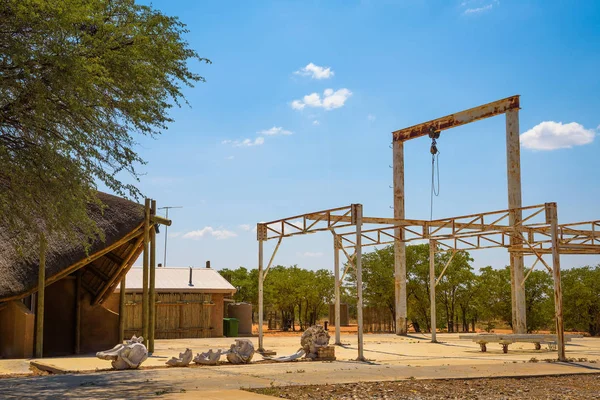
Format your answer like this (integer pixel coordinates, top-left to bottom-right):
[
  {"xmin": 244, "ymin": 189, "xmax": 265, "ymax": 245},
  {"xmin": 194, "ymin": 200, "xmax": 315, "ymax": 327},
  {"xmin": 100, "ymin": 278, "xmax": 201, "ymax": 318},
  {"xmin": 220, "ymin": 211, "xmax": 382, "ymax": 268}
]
[{"xmin": 256, "ymin": 96, "xmax": 600, "ymax": 362}]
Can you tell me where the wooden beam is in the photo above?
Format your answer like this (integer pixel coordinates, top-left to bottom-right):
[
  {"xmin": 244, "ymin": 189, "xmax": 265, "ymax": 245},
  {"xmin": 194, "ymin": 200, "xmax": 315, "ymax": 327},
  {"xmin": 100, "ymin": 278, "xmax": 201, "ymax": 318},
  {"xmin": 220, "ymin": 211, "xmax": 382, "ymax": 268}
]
[
  {"xmin": 75, "ymin": 270, "xmax": 82, "ymax": 354},
  {"xmin": 102, "ymin": 251, "xmax": 125, "ymax": 266},
  {"xmin": 151, "ymin": 215, "xmax": 172, "ymax": 227},
  {"xmin": 119, "ymin": 276, "xmax": 126, "ymax": 343},
  {"xmin": 93, "ymin": 234, "xmax": 144, "ymax": 305},
  {"xmin": 87, "ymin": 262, "xmax": 110, "ymax": 282},
  {"xmin": 149, "ymin": 199, "xmax": 157, "ymax": 353},
  {"xmin": 35, "ymin": 234, "xmax": 46, "ymax": 358},
  {"xmin": 392, "ymin": 95, "xmax": 520, "ymax": 142},
  {"xmin": 142, "ymin": 198, "xmax": 150, "ymax": 342}
]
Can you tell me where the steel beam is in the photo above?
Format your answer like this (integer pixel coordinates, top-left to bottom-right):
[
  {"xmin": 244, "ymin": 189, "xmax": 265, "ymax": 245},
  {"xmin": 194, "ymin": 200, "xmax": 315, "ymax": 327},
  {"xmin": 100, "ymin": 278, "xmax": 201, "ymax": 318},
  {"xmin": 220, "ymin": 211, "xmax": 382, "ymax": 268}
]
[
  {"xmin": 333, "ymin": 233, "xmax": 342, "ymax": 345},
  {"xmin": 392, "ymin": 95, "xmax": 520, "ymax": 142},
  {"xmin": 393, "ymin": 139, "xmax": 407, "ymax": 335},
  {"xmin": 354, "ymin": 204, "xmax": 365, "ymax": 361},
  {"xmin": 548, "ymin": 203, "xmax": 566, "ymax": 361},
  {"xmin": 429, "ymin": 240, "xmax": 437, "ymax": 343}
]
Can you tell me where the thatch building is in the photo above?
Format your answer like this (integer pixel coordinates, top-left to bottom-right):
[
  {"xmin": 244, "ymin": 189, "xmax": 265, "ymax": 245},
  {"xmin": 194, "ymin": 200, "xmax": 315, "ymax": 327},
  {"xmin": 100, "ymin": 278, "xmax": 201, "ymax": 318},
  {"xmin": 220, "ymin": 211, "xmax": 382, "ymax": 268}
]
[{"xmin": 0, "ymin": 192, "xmax": 155, "ymax": 358}]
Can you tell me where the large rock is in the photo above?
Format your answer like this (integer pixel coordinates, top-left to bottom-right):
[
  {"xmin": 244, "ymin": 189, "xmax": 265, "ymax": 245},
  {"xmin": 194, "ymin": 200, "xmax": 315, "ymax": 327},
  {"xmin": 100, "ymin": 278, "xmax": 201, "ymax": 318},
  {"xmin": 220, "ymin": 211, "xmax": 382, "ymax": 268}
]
[{"xmin": 226, "ymin": 339, "xmax": 255, "ymax": 364}]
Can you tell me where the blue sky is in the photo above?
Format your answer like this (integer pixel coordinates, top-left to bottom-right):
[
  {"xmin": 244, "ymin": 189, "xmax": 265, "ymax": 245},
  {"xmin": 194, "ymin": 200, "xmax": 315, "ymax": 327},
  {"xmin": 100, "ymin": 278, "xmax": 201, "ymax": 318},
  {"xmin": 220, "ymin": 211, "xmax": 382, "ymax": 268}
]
[{"xmin": 127, "ymin": 0, "xmax": 600, "ymax": 272}]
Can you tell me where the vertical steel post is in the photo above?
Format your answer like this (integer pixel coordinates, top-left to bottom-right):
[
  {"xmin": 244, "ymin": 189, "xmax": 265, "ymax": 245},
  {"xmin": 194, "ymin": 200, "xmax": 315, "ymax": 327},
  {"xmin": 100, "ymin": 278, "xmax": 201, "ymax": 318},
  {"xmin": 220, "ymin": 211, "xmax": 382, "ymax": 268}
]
[
  {"xmin": 142, "ymin": 198, "xmax": 150, "ymax": 341},
  {"xmin": 35, "ymin": 233, "xmax": 46, "ymax": 358},
  {"xmin": 548, "ymin": 203, "xmax": 566, "ymax": 361},
  {"xmin": 257, "ymin": 224, "xmax": 265, "ymax": 352},
  {"xmin": 354, "ymin": 204, "xmax": 365, "ymax": 361},
  {"xmin": 119, "ymin": 276, "xmax": 126, "ymax": 343},
  {"xmin": 149, "ymin": 200, "xmax": 157, "ymax": 353},
  {"xmin": 393, "ymin": 139, "xmax": 407, "ymax": 335},
  {"xmin": 506, "ymin": 109, "xmax": 527, "ymax": 334},
  {"xmin": 333, "ymin": 233, "xmax": 341, "ymax": 345},
  {"xmin": 429, "ymin": 240, "xmax": 437, "ymax": 343}
]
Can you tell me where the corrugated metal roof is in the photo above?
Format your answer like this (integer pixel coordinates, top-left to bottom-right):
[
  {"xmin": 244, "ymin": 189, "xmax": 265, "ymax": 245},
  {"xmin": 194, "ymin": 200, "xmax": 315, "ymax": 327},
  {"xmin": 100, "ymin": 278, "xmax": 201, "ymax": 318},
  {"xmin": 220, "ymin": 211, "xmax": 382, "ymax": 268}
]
[{"xmin": 119, "ymin": 267, "xmax": 236, "ymax": 293}]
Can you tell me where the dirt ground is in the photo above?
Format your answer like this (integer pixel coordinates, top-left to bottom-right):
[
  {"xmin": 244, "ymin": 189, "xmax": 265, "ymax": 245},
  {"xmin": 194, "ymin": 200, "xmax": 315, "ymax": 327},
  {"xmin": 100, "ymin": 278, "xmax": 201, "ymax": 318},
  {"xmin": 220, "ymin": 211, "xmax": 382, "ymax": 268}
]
[{"xmin": 251, "ymin": 373, "xmax": 600, "ymax": 399}]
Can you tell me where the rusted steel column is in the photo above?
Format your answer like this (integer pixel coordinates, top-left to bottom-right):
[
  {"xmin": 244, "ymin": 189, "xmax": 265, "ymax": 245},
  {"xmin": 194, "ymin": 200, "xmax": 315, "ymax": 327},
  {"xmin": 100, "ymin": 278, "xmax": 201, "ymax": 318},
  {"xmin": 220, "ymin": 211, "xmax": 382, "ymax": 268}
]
[
  {"xmin": 506, "ymin": 109, "xmax": 527, "ymax": 334},
  {"xmin": 354, "ymin": 204, "xmax": 365, "ymax": 361},
  {"xmin": 548, "ymin": 203, "xmax": 566, "ymax": 361},
  {"xmin": 393, "ymin": 139, "xmax": 407, "ymax": 335},
  {"xmin": 429, "ymin": 240, "xmax": 437, "ymax": 343},
  {"xmin": 119, "ymin": 276, "xmax": 126, "ymax": 343},
  {"xmin": 35, "ymin": 233, "xmax": 47, "ymax": 358},
  {"xmin": 149, "ymin": 200, "xmax": 157, "ymax": 353},
  {"xmin": 142, "ymin": 198, "xmax": 150, "ymax": 341},
  {"xmin": 257, "ymin": 223, "xmax": 266, "ymax": 352},
  {"xmin": 333, "ymin": 233, "xmax": 342, "ymax": 345}
]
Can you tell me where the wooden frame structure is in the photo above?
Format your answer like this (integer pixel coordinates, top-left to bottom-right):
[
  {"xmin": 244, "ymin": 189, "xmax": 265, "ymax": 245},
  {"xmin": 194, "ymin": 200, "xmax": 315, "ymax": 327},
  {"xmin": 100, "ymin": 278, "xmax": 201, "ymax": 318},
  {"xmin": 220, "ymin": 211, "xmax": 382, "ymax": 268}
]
[
  {"xmin": 257, "ymin": 96, "xmax": 599, "ymax": 362},
  {"xmin": 256, "ymin": 204, "xmax": 367, "ymax": 361}
]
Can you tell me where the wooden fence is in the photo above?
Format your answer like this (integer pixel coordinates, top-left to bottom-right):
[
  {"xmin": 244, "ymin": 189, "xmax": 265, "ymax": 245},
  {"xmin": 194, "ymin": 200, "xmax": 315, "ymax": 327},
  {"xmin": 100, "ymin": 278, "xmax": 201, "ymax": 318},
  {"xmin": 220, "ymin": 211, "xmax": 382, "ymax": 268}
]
[
  {"xmin": 123, "ymin": 292, "xmax": 214, "ymax": 339},
  {"xmin": 363, "ymin": 306, "xmax": 395, "ymax": 333}
]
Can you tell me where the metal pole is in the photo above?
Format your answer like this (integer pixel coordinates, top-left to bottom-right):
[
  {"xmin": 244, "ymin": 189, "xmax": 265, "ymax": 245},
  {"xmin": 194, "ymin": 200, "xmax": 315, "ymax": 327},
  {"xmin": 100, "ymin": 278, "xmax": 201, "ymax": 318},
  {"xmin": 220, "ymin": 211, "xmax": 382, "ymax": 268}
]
[
  {"xmin": 149, "ymin": 199, "xmax": 157, "ymax": 353},
  {"xmin": 142, "ymin": 198, "xmax": 150, "ymax": 341},
  {"xmin": 258, "ymin": 236, "xmax": 264, "ymax": 352},
  {"xmin": 549, "ymin": 203, "xmax": 566, "ymax": 361},
  {"xmin": 334, "ymin": 233, "xmax": 341, "ymax": 345},
  {"xmin": 119, "ymin": 276, "xmax": 126, "ymax": 343},
  {"xmin": 35, "ymin": 233, "xmax": 46, "ymax": 358},
  {"xmin": 354, "ymin": 204, "xmax": 365, "ymax": 361},
  {"xmin": 506, "ymin": 109, "xmax": 527, "ymax": 334},
  {"xmin": 429, "ymin": 240, "xmax": 437, "ymax": 343},
  {"xmin": 393, "ymin": 139, "xmax": 407, "ymax": 335},
  {"xmin": 158, "ymin": 206, "xmax": 182, "ymax": 268}
]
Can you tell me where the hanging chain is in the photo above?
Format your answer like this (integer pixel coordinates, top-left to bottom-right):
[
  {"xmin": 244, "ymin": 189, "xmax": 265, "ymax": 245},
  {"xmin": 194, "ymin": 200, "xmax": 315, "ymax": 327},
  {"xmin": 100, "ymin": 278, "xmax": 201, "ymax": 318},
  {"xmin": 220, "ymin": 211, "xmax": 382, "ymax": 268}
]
[{"xmin": 429, "ymin": 128, "xmax": 441, "ymax": 223}]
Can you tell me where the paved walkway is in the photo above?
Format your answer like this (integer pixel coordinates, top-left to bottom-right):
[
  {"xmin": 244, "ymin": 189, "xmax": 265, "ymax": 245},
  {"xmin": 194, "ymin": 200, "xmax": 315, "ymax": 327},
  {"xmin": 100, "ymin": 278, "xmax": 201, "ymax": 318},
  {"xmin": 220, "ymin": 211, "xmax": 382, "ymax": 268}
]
[{"xmin": 0, "ymin": 333, "xmax": 598, "ymax": 398}]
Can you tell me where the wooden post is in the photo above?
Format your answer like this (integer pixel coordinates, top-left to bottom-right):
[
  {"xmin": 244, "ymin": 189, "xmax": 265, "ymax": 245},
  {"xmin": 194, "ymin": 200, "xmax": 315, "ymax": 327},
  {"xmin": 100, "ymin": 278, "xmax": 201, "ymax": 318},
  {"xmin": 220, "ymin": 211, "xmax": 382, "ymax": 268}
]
[
  {"xmin": 548, "ymin": 203, "xmax": 566, "ymax": 361},
  {"xmin": 506, "ymin": 109, "xmax": 527, "ymax": 334},
  {"xmin": 333, "ymin": 233, "xmax": 341, "ymax": 345},
  {"xmin": 354, "ymin": 204, "xmax": 365, "ymax": 361},
  {"xmin": 393, "ymin": 139, "xmax": 407, "ymax": 335},
  {"xmin": 35, "ymin": 233, "xmax": 46, "ymax": 358},
  {"xmin": 142, "ymin": 198, "xmax": 150, "ymax": 341},
  {"xmin": 149, "ymin": 200, "xmax": 157, "ymax": 353},
  {"xmin": 429, "ymin": 240, "xmax": 437, "ymax": 343},
  {"xmin": 75, "ymin": 270, "xmax": 82, "ymax": 354},
  {"xmin": 258, "ymin": 231, "xmax": 265, "ymax": 352},
  {"xmin": 119, "ymin": 276, "xmax": 126, "ymax": 343}
]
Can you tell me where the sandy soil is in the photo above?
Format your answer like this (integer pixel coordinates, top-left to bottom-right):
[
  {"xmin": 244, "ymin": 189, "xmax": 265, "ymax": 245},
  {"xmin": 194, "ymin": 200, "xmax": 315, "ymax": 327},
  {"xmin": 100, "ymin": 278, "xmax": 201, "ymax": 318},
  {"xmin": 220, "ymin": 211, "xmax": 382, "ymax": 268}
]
[{"xmin": 251, "ymin": 374, "xmax": 600, "ymax": 399}]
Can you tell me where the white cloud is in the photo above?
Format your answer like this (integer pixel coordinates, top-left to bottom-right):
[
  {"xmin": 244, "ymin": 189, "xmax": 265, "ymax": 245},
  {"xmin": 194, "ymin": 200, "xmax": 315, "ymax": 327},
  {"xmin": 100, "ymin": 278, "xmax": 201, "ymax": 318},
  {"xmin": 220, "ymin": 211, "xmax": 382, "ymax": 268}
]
[
  {"xmin": 294, "ymin": 63, "xmax": 334, "ymax": 80},
  {"xmin": 520, "ymin": 121, "xmax": 596, "ymax": 151},
  {"xmin": 239, "ymin": 224, "xmax": 251, "ymax": 231},
  {"xmin": 367, "ymin": 114, "xmax": 376, "ymax": 121},
  {"xmin": 312, "ymin": 120, "xmax": 320, "ymax": 126},
  {"xmin": 464, "ymin": 4, "xmax": 492, "ymax": 13},
  {"xmin": 183, "ymin": 227, "xmax": 238, "ymax": 240},
  {"xmin": 291, "ymin": 88, "xmax": 352, "ymax": 111},
  {"xmin": 298, "ymin": 251, "xmax": 324, "ymax": 258},
  {"xmin": 222, "ymin": 137, "xmax": 265, "ymax": 147},
  {"xmin": 258, "ymin": 126, "xmax": 293, "ymax": 136},
  {"xmin": 225, "ymin": 155, "xmax": 234, "ymax": 160}
]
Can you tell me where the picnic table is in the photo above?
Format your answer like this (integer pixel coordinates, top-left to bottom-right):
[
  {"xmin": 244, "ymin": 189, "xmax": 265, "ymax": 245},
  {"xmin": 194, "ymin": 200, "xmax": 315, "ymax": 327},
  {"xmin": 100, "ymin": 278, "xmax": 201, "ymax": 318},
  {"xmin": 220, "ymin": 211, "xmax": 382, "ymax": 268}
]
[{"xmin": 459, "ymin": 333, "xmax": 582, "ymax": 353}]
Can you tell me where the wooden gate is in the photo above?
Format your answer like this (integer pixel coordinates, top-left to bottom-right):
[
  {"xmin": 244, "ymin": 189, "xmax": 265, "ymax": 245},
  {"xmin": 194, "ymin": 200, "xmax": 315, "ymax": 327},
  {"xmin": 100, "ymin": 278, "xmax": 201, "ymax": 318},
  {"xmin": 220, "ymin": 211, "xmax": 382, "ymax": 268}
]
[{"xmin": 124, "ymin": 292, "xmax": 214, "ymax": 339}]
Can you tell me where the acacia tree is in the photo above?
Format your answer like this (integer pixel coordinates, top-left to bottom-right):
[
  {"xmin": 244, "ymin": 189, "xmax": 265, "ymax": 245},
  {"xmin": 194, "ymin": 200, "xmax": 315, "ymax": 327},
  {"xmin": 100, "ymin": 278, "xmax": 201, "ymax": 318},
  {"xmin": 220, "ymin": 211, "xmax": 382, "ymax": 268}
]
[{"xmin": 0, "ymin": 0, "xmax": 208, "ymax": 244}]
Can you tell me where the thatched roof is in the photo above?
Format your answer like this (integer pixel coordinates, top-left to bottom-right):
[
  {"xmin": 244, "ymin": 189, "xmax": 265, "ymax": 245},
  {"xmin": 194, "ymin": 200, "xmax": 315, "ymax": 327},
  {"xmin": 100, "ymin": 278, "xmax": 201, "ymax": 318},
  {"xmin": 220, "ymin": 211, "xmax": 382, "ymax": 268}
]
[{"xmin": 0, "ymin": 192, "xmax": 145, "ymax": 301}]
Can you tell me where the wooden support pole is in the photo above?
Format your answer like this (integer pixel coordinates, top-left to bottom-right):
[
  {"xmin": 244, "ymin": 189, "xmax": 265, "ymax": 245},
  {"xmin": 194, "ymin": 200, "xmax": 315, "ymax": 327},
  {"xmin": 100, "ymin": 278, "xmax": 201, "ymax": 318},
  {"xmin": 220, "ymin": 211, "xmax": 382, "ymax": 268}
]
[
  {"xmin": 149, "ymin": 199, "xmax": 157, "ymax": 353},
  {"xmin": 35, "ymin": 233, "xmax": 46, "ymax": 358},
  {"xmin": 142, "ymin": 198, "xmax": 150, "ymax": 342},
  {"xmin": 258, "ymin": 237, "xmax": 265, "ymax": 352},
  {"xmin": 429, "ymin": 240, "xmax": 437, "ymax": 343},
  {"xmin": 75, "ymin": 270, "xmax": 82, "ymax": 354},
  {"xmin": 506, "ymin": 108, "xmax": 527, "ymax": 334},
  {"xmin": 548, "ymin": 203, "xmax": 566, "ymax": 361},
  {"xmin": 354, "ymin": 204, "xmax": 365, "ymax": 361},
  {"xmin": 393, "ymin": 139, "xmax": 408, "ymax": 335},
  {"xmin": 119, "ymin": 276, "xmax": 126, "ymax": 343},
  {"xmin": 333, "ymin": 233, "xmax": 341, "ymax": 345}
]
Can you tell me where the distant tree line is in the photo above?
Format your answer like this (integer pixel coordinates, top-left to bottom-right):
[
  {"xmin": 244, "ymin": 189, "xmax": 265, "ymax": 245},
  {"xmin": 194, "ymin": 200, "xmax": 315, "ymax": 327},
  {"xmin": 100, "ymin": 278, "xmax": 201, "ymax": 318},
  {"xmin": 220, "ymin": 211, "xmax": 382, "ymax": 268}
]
[{"xmin": 221, "ymin": 244, "xmax": 600, "ymax": 336}]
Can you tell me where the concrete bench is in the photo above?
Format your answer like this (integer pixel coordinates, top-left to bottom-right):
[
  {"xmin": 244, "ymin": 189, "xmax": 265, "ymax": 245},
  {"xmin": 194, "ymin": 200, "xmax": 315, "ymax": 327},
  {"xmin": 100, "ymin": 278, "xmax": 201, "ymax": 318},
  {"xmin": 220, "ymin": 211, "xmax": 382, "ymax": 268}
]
[{"xmin": 459, "ymin": 334, "xmax": 582, "ymax": 353}]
